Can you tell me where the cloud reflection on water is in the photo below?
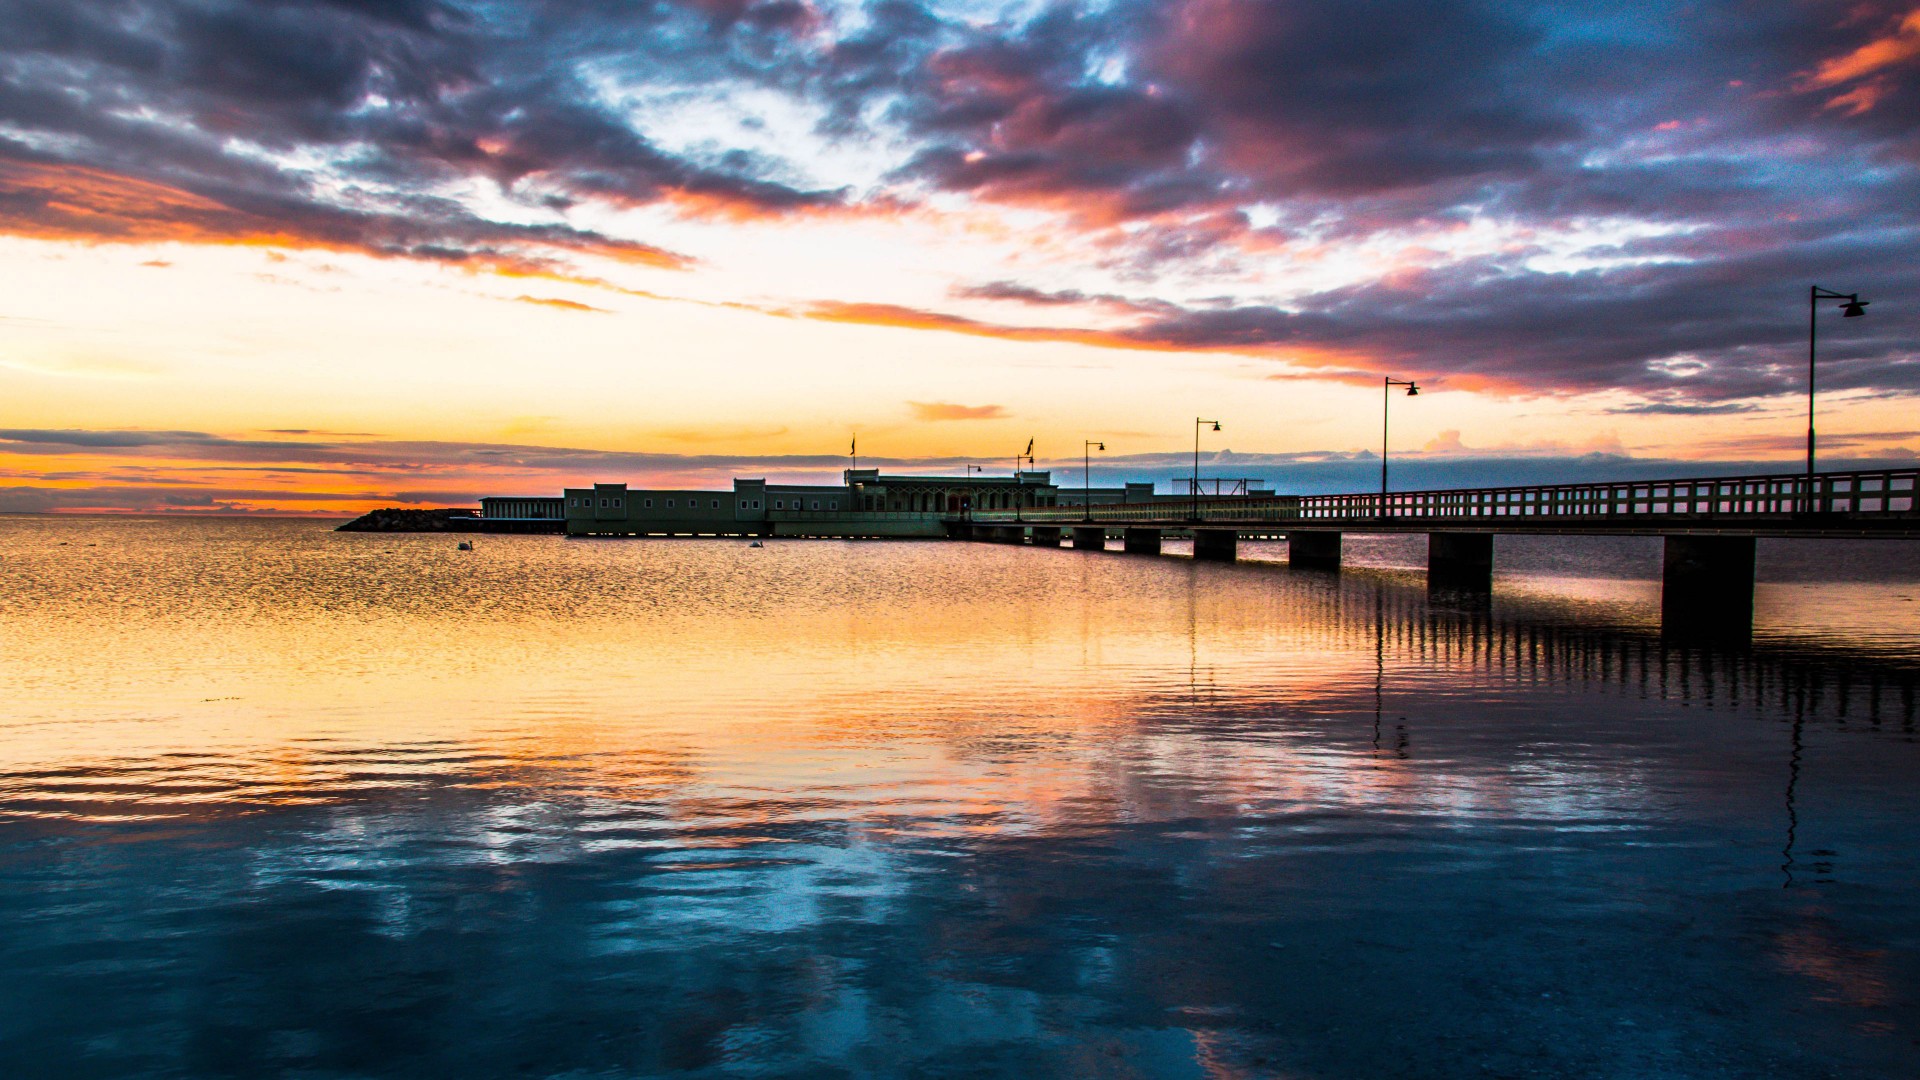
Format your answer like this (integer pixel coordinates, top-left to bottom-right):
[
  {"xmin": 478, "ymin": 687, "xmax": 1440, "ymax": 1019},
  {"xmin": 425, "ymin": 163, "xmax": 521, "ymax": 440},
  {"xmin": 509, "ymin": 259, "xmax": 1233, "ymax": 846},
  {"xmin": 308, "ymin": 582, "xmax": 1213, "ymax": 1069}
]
[{"xmin": 0, "ymin": 518, "xmax": 1917, "ymax": 1076}]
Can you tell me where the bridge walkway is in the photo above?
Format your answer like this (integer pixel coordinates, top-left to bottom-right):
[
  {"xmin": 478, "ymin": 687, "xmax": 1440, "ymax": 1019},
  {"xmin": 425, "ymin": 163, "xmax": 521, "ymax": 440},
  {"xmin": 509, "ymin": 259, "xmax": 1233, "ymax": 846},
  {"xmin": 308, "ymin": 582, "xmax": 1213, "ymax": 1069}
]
[{"xmin": 954, "ymin": 466, "xmax": 1920, "ymax": 638}]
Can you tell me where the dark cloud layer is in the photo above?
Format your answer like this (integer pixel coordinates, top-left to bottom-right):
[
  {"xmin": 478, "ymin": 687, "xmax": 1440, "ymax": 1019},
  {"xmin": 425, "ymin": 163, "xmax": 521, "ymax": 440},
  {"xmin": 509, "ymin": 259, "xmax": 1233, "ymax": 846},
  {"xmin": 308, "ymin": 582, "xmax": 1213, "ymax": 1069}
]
[
  {"xmin": 0, "ymin": 0, "xmax": 843, "ymax": 270},
  {"xmin": 901, "ymin": 1, "xmax": 1920, "ymax": 401},
  {"xmin": 1, "ymin": 1, "xmax": 1917, "ymax": 404}
]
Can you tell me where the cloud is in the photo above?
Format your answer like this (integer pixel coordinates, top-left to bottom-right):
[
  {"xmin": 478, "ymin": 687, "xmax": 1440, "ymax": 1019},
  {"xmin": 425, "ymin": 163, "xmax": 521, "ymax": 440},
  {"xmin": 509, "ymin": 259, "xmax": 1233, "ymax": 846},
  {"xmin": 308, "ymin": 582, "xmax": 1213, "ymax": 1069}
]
[
  {"xmin": 1605, "ymin": 401, "xmax": 1768, "ymax": 416},
  {"xmin": 0, "ymin": 159, "xmax": 693, "ymax": 274},
  {"xmin": 0, "ymin": 0, "xmax": 853, "ymax": 279},
  {"xmin": 0, "ymin": 353, "xmax": 166, "ymax": 379},
  {"xmin": 0, "ymin": 0, "xmax": 1917, "ymax": 415},
  {"xmin": 922, "ymin": 235, "xmax": 1920, "ymax": 404},
  {"xmin": 512, "ymin": 295, "xmax": 609, "ymax": 313},
  {"xmin": 908, "ymin": 401, "xmax": 1008, "ymax": 421},
  {"xmin": 1803, "ymin": 7, "xmax": 1920, "ymax": 115},
  {"xmin": 6, "ymin": 425, "xmax": 1916, "ymax": 515}
]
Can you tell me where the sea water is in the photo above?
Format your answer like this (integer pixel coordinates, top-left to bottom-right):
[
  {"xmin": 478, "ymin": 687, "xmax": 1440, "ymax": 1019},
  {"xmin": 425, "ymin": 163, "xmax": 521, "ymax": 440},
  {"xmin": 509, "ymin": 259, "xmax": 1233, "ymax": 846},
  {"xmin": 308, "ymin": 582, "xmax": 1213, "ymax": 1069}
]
[{"xmin": 2, "ymin": 516, "xmax": 1918, "ymax": 1078}]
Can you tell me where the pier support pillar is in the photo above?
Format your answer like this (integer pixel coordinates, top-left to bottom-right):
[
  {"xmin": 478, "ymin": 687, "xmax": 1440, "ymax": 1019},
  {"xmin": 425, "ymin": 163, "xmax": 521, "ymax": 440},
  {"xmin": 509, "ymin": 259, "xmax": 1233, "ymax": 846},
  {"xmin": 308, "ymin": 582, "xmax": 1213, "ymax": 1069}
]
[
  {"xmin": 1122, "ymin": 528, "xmax": 1162, "ymax": 555},
  {"xmin": 1428, "ymin": 532, "xmax": 1494, "ymax": 593},
  {"xmin": 1193, "ymin": 529, "xmax": 1238, "ymax": 562},
  {"xmin": 1662, "ymin": 534, "xmax": 1755, "ymax": 641},
  {"xmin": 1071, "ymin": 526, "xmax": 1107, "ymax": 551},
  {"xmin": 1288, "ymin": 530, "xmax": 1341, "ymax": 569},
  {"xmin": 996, "ymin": 526, "xmax": 1025, "ymax": 545},
  {"xmin": 1030, "ymin": 527, "xmax": 1063, "ymax": 547}
]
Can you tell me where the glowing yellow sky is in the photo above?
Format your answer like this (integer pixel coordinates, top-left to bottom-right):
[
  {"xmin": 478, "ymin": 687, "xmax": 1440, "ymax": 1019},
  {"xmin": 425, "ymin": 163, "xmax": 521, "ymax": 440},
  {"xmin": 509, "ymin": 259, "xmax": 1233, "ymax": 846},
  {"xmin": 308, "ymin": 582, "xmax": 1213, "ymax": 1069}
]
[{"xmin": 4, "ymin": 225, "xmax": 1908, "ymax": 515}]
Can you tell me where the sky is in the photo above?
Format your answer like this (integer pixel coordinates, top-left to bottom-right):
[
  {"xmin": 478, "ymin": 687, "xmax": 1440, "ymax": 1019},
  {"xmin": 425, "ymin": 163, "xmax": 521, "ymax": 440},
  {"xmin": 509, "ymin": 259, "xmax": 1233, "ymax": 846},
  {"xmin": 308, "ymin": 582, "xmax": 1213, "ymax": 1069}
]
[{"xmin": 1, "ymin": 0, "xmax": 1917, "ymax": 513}]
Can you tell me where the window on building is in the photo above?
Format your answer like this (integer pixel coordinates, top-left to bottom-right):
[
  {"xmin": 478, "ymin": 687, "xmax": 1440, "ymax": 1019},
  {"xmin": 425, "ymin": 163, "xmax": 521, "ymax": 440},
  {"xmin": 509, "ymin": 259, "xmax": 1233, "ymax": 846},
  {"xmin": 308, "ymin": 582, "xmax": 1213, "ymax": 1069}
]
[
  {"xmin": 599, "ymin": 498, "xmax": 608, "ymax": 508},
  {"xmin": 666, "ymin": 499, "xmax": 674, "ymax": 508},
  {"xmin": 614, "ymin": 500, "xmax": 623, "ymax": 508},
  {"xmin": 753, "ymin": 501, "xmax": 761, "ymax": 509},
  {"xmin": 810, "ymin": 501, "xmax": 819, "ymax": 510},
  {"xmin": 739, "ymin": 501, "xmax": 748, "ymax": 510},
  {"xmin": 775, "ymin": 500, "xmax": 784, "ymax": 510},
  {"xmin": 712, "ymin": 500, "xmax": 720, "ymax": 509}
]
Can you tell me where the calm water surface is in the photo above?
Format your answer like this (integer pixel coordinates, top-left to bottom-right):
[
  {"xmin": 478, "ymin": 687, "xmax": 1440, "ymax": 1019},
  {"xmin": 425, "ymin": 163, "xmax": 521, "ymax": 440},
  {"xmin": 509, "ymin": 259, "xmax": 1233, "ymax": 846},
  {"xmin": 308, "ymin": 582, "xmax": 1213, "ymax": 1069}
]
[{"xmin": 3, "ymin": 516, "xmax": 1920, "ymax": 1078}]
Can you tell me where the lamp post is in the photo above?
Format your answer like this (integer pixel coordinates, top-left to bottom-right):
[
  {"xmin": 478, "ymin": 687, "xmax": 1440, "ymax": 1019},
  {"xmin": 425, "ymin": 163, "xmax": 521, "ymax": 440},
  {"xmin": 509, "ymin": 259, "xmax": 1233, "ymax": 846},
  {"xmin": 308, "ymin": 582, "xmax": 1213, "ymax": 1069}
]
[
  {"xmin": 1806, "ymin": 286, "xmax": 1869, "ymax": 512},
  {"xmin": 1193, "ymin": 418, "xmax": 1220, "ymax": 523},
  {"xmin": 1012, "ymin": 444, "xmax": 1034, "ymax": 520},
  {"xmin": 1083, "ymin": 440, "xmax": 1105, "ymax": 521},
  {"xmin": 1381, "ymin": 378, "xmax": 1419, "ymax": 517},
  {"xmin": 964, "ymin": 463, "xmax": 983, "ymax": 518}
]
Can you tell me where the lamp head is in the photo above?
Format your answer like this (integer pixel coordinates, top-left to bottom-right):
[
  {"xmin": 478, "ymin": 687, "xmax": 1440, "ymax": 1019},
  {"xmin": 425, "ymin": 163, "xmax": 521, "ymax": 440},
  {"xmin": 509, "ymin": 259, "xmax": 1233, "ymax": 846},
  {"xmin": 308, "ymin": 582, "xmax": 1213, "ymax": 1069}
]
[
  {"xmin": 1211, "ymin": 421, "xmax": 1221, "ymax": 432},
  {"xmin": 1406, "ymin": 384, "xmax": 1420, "ymax": 397},
  {"xmin": 1095, "ymin": 442, "xmax": 1105, "ymax": 451},
  {"xmin": 1841, "ymin": 298, "xmax": 1868, "ymax": 317}
]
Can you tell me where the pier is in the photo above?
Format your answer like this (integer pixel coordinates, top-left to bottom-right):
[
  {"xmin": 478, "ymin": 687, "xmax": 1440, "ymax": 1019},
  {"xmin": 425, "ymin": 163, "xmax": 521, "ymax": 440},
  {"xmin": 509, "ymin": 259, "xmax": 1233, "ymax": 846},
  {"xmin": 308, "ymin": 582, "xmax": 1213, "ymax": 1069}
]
[{"xmin": 958, "ymin": 466, "xmax": 1920, "ymax": 638}]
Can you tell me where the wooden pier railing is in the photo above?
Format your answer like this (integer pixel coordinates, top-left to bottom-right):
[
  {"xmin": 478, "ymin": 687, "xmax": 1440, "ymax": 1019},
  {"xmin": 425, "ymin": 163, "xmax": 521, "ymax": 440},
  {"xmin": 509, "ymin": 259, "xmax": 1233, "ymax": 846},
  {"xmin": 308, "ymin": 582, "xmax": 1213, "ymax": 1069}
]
[{"xmin": 963, "ymin": 467, "xmax": 1920, "ymax": 531}]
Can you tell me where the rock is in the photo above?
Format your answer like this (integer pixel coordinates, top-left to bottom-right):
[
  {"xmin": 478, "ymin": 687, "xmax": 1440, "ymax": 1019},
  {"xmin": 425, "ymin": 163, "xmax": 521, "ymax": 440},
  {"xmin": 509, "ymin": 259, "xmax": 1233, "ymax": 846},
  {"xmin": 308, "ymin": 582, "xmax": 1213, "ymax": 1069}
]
[{"xmin": 334, "ymin": 508, "xmax": 481, "ymax": 532}]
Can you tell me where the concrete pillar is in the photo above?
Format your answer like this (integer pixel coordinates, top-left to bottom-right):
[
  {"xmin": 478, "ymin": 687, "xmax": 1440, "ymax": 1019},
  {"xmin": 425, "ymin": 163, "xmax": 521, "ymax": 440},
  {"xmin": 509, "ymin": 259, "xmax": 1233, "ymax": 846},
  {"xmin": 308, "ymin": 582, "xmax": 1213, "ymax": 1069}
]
[
  {"xmin": 1031, "ymin": 527, "xmax": 1063, "ymax": 547},
  {"xmin": 1071, "ymin": 526, "xmax": 1107, "ymax": 550},
  {"xmin": 1193, "ymin": 528, "xmax": 1238, "ymax": 562},
  {"xmin": 1289, "ymin": 530, "xmax": 1341, "ymax": 569},
  {"xmin": 1662, "ymin": 534, "xmax": 1756, "ymax": 641},
  {"xmin": 1122, "ymin": 528, "xmax": 1162, "ymax": 555},
  {"xmin": 1428, "ymin": 532, "xmax": 1494, "ymax": 592},
  {"xmin": 994, "ymin": 526, "xmax": 1023, "ymax": 544}
]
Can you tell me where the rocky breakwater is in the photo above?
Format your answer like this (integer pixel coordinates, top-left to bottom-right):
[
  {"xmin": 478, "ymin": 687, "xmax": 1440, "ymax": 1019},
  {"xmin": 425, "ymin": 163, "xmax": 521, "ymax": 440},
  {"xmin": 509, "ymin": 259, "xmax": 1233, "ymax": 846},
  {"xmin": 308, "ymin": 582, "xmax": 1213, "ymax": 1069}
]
[{"xmin": 335, "ymin": 508, "xmax": 482, "ymax": 532}]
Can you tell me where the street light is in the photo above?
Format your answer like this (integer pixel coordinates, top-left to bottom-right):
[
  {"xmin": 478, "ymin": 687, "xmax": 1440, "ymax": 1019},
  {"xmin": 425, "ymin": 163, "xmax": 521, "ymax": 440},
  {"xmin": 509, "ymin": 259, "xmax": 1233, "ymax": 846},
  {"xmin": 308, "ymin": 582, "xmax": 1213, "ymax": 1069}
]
[
  {"xmin": 1013, "ymin": 441, "xmax": 1034, "ymax": 520},
  {"xmin": 1381, "ymin": 378, "xmax": 1419, "ymax": 516},
  {"xmin": 1807, "ymin": 285, "xmax": 1869, "ymax": 511},
  {"xmin": 1083, "ymin": 440, "xmax": 1105, "ymax": 521},
  {"xmin": 1193, "ymin": 418, "xmax": 1221, "ymax": 523}
]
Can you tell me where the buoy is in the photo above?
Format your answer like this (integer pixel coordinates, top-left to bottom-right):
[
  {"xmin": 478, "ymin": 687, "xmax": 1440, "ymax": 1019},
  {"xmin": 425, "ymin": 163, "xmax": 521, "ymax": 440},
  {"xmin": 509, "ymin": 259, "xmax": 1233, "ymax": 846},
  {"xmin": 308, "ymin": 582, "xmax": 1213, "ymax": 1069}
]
[
  {"xmin": 457, "ymin": 541, "xmax": 473, "ymax": 551},
  {"xmin": 749, "ymin": 540, "xmax": 764, "ymax": 548}
]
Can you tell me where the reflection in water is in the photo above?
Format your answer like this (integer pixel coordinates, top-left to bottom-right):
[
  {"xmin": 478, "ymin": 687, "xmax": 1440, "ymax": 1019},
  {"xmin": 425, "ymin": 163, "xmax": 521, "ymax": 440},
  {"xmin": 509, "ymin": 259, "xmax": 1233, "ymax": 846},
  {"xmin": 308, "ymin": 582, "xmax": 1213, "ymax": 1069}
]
[
  {"xmin": 1, "ymin": 516, "xmax": 1919, "ymax": 1078},
  {"xmin": 1786, "ymin": 709, "xmax": 1804, "ymax": 890}
]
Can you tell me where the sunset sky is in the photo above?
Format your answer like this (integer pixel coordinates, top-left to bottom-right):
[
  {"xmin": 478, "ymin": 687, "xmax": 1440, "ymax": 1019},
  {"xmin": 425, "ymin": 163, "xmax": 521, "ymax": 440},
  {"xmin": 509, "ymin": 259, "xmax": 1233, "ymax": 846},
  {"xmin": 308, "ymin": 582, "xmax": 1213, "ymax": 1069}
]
[{"xmin": 2, "ymin": 0, "xmax": 1917, "ymax": 513}]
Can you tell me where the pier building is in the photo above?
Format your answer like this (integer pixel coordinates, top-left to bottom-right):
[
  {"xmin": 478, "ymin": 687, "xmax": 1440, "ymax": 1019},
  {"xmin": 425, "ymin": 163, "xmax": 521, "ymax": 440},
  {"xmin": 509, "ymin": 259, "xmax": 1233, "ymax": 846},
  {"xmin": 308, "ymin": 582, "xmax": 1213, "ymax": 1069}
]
[
  {"xmin": 479, "ymin": 496, "xmax": 564, "ymax": 521},
  {"xmin": 564, "ymin": 470, "xmax": 1061, "ymax": 537}
]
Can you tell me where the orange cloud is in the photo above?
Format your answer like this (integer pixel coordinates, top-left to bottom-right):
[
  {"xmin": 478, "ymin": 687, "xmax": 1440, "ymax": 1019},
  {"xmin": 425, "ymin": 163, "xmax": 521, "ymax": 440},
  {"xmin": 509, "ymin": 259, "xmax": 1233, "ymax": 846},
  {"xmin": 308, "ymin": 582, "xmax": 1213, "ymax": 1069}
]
[
  {"xmin": 908, "ymin": 401, "xmax": 1008, "ymax": 421},
  {"xmin": 1802, "ymin": 6, "xmax": 1920, "ymax": 114},
  {"xmin": 796, "ymin": 299, "xmax": 1409, "ymax": 386},
  {"xmin": 512, "ymin": 295, "xmax": 609, "ymax": 313},
  {"xmin": 0, "ymin": 160, "xmax": 692, "ymax": 272},
  {"xmin": 1810, "ymin": 8, "xmax": 1920, "ymax": 85}
]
